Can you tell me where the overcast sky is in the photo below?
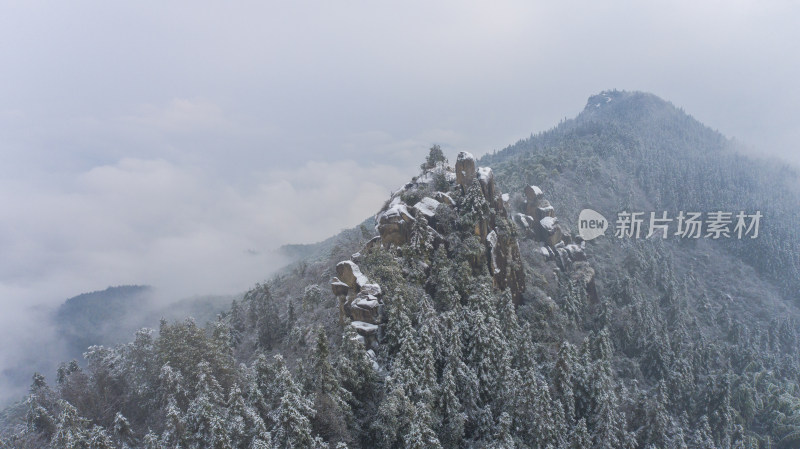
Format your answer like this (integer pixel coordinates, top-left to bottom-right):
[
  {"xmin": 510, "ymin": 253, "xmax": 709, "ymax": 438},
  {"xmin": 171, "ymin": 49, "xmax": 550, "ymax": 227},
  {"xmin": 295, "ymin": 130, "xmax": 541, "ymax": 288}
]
[{"xmin": 1, "ymin": 1, "xmax": 799, "ymax": 396}]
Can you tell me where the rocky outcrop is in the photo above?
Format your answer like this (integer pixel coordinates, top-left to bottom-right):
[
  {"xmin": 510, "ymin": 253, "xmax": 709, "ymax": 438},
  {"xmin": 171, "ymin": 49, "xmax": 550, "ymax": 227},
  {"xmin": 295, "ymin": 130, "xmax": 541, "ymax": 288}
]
[
  {"xmin": 350, "ymin": 295, "xmax": 380, "ymax": 323},
  {"xmin": 371, "ymin": 165, "xmax": 592, "ymax": 308},
  {"xmin": 565, "ymin": 243, "xmax": 586, "ymax": 261},
  {"xmin": 534, "ymin": 200, "xmax": 556, "ymax": 221},
  {"xmin": 477, "ymin": 167, "xmax": 496, "ymax": 201},
  {"xmin": 524, "ymin": 185, "xmax": 542, "ymax": 206},
  {"xmin": 331, "ymin": 260, "xmax": 383, "ymax": 334},
  {"xmin": 343, "ymin": 155, "xmax": 531, "ymax": 355},
  {"xmin": 433, "ymin": 191, "xmax": 454, "ymax": 205},
  {"xmin": 498, "ymin": 193, "xmax": 510, "ymax": 216},
  {"xmin": 474, "ymin": 211, "xmax": 490, "ymax": 242},
  {"xmin": 536, "ymin": 216, "xmax": 564, "ymax": 247},
  {"xmin": 512, "ymin": 213, "xmax": 536, "ymax": 234},
  {"xmin": 515, "ymin": 187, "xmax": 566, "ymax": 248},
  {"xmin": 487, "ymin": 222, "xmax": 526, "ymax": 303},
  {"xmin": 376, "ymin": 199, "xmax": 416, "ymax": 247},
  {"xmin": 350, "ymin": 321, "xmax": 379, "ymax": 350},
  {"xmin": 331, "ymin": 260, "xmax": 383, "ymax": 325},
  {"xmin": 360, "ymin": 283, "xmax": 382, "ymax": 297},
  {"xmin": 363, "ymin": 235, "xmax": 382, "ymax": 253},
  {"xmin": 455, "ymin": 151, "xmax": 476, "ymax": 187},
  {"xmin": 467, "ymin": 164, "xmax": 525, "ymax": 304},
  {"xmin": 336, "ymin": 261, "xmax": 369, "ymax": 293},
  {"xmin": 413, "ymin": 197, "xmax": 441, "ymax": 227},
  {"xmin": 512, "ymin": 186, "xmax": 597, "ymax": 303},
  {"xmin": 331, "ymin": 278, "xmax": 349, "ymax": 297},
  {"xmin": 331, "ymin": 277, "xmax": 350, "ymax": 325}
]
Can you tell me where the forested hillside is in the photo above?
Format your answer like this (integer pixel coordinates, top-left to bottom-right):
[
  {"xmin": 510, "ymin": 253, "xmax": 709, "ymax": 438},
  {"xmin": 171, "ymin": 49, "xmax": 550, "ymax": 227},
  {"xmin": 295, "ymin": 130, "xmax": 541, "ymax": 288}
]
[{"xmin": 3, "ymin": 91, "xmax": 800, "ymax": 448}]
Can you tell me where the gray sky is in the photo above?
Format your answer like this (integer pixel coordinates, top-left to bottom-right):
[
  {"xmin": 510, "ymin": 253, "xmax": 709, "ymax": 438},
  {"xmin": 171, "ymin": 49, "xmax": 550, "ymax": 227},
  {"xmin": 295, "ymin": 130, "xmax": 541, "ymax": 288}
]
[{"xmin": 1, "ymin": 1, "xmax": 799, "ymax": 397}]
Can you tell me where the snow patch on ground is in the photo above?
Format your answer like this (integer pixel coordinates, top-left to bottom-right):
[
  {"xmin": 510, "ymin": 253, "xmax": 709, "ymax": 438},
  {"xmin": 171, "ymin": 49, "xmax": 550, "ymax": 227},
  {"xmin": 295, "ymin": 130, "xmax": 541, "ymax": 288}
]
[
  {"xmin": 528, "ymin": 185, "xmax": 542, "ymax": 197},
  {"xmin": 413, "ymin": 197, "xmax": 440, "ymax": 218},
  {"xmin": 540, "ymin": 216, "xmax": 557, "ymax": 232},
  {"xmin": 351, "ymin": 321, "xmax": 379, "ymax": 334}
]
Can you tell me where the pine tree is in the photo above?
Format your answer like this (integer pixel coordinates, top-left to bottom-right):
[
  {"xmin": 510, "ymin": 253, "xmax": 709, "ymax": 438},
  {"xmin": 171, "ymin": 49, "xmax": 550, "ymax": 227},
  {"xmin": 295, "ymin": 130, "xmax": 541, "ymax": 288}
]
[
  {"xmin": 87, "ymin": 425, "xmax": 114, "ymax": 449},
  {"xmin": 112, "ymin": 412, "xmax": 133, "ymax": 448},
  {"xmin": 644, "ymin": 380, "xmax": 672, "ymax": 448},
  {"xmin": 382, "ymin": 288, "xmax": 416, "ymax": 355},
  {"xmin": 26, "ymin": 373, "xmax": 57, "ymax": 440},
  {"xmin": 250, "ymin": 354, "xmax": 280, "ymax": 424},
  {"xmin": 51, "ymin": 400, "xmax": 90, "ymax": 449},
  {"xmin": 312, "ymin": 329, "xmax": 338, "ymax": 398},
  {"xmin": 227, "ymin": 384, "xmax": 268, "ymax": 449},
  {"xmin": 572, "ymin": 330, "xmax": 634, "ymax": 449},
  {"xmin": 391, "ymin": 317, "xmax": 424, "ymax": 401},
  {"xmin": 405, "ymin": 402, "xmax": 443, "ymax": 449},
  {"xmin": 122, "ymin": 328, "xmax": 161, "ymax": 422},
  {"xmin": 429, "ymin": 247, "xmax": 461, "ymax": 312},
  {"xmin": 406, "ymin": 215, "xmax": 435, "ymax": 269},
  {"xmin": 440, "ymin": 308, "xmax": 479, "ymax": 430},
  {"xmin": 269, "ymin": 356, "xmax": 317, "ymax": 449},
  {"xmin": 706, "ymin": 374, "xmax": 735, "ymax": 448},
  {"xmin": 208, "ymin": 320, "xmax": 236, "ymax": 389},
  {"xmin": 553, "ymin": 342, "xmax": 577, "ymax": 425},
  {"xmin": 160, "ymin": 375, "xmax": 187, "ymax": 449},
  {"xmin": 337, "ymin": 326, "xmax": 378, "ymax": 408},
  {"xmin": 157, "ymin": 318, "xmax": 229, "ymax": 393},
  {"xmin": 512, "ymin": 367, "xmax": 560, "ymax": 447},
  {"xmin": 310, "ymin": 328, "xmax": 352, "ymax": 444},
  {"xmin": 690, "ymin": 416, "xmax": 717, "ymax": 449},
  {"xmin": 458, "ymin": 178, "xmax": 491, "ymax": 237},
  {"xmin": 496, "ymin": 289, "xmax": 519, "ymax": 338},
  {"xmin": 160, "ymin": 405, "xmax": 186, "ymax": 448},
  {"xmin": 158, "ymin": 363, "xmax": 188, "ymax": 415},
  {"xmin": 373, "ymin": 384, "xmax": 413, "ymax": 449},
  {"xmin": 570, "ymin": 418, "xmax": 591, "ymax": 449},
  {"xmin": 589, "ymin": 360, "xmax": 632, "ymax": 448},
  {"xmin": 464, "ymin": 279, "xmax": 511, "ymax": 410},
  {"xmin": 247, "ymin": 283, "xmax": 284, "ymax": 350},
  {"xmin": 56, "ymin": 361, "xmax": 92, "ymax": 419},
  {"xmin": 229, "ymin": 299, "xmax": 247, "ymax": 347},
  {"xmin": 250, "ymin": 433, "xmax": 275, "ymax": 449},
  {"xmin": 437, "ymin": 366, "xmax": 465, "ymax": 449},
  {"xmin": 415, "ymin": 295, "xmax": 442, "ymax": 402},
  {"xmin": 421, "ymin": 144, "xmax": 447, "ymax": 172},
  {"xmin": 474, "ymin": 404, "xmax": 495, "ymax": 443},
  {"xmin": 487, "ymin": 412, "xmax": 516, "ymax": 449},
  {"xmin": 142, "ymin": 431, "xmax": 163, "ymax": 449}
]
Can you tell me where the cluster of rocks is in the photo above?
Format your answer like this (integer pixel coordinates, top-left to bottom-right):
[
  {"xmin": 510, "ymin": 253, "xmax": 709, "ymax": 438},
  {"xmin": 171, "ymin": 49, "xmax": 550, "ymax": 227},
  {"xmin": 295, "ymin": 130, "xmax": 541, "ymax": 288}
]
[
  {"xmin": 330, "ymin": 260, "xmax": 383, "ymax": 350},
  {"xmin": 511, "ymin": 186, "xmax": 597, "ymax": 302},
  {"xmin": 375, "ymin": 186, "xmax": 454, "ymax": 249},
  {"xmin": 511, "ymin": 186, "xmax": 585, "ymax": 267},
  {"xmin": 372, "ymin": 151, "xmax": 526, "ymax": 304}
]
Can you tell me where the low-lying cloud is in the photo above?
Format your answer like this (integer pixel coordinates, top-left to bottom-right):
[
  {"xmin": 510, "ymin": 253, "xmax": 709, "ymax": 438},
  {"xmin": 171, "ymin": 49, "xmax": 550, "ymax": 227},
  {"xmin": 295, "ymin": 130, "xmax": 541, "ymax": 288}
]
[{"xmin": 0, "ymin": 97, "xmax": 422, "ymax": 404}]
